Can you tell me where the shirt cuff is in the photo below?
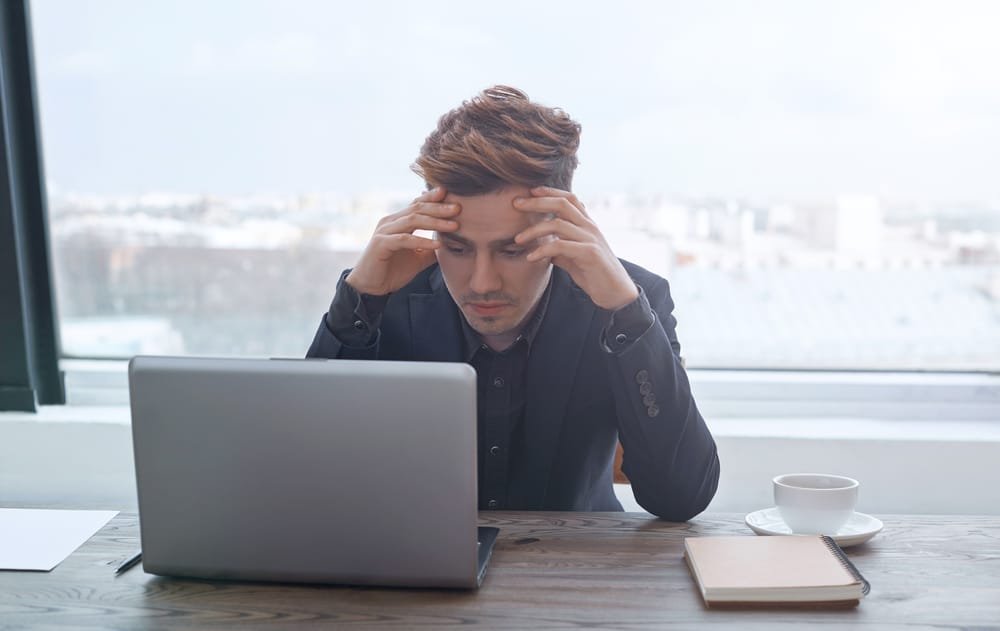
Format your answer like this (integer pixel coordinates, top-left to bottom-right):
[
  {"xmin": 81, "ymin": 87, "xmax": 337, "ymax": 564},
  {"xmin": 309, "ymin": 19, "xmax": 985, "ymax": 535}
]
[
  {"xmin": 601, "ymin": 286, "xmax": 655, "ymax": 353},
  {"xmin": 326, "ymin": 269, "xmax": 389, "ymax": 347}
]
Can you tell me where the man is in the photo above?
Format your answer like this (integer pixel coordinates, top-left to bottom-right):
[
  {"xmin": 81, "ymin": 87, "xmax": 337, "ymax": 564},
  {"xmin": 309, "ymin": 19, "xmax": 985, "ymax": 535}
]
[{"xmin": 308, "ymin": 85, "xmax": 719, "ymax": 521}]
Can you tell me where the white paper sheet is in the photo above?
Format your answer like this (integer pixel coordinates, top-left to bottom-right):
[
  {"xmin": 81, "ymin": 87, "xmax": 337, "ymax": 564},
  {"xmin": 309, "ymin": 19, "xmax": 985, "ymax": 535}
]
[{"xmin": 0, "ymin": 508, "xmax": 118, "ymax": 571}]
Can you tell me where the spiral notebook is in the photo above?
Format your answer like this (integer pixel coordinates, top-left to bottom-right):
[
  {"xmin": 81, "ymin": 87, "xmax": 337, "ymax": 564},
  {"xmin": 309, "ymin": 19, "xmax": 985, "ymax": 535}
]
[{"xmin": 683, "ymin": 535, "xmax": 870, "ymax": 608}]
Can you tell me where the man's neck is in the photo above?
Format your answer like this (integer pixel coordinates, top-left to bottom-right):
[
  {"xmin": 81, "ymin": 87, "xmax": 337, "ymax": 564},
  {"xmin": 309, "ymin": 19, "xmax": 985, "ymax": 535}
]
[{"xmin": 481, "ymin": 330, "xmax": 521, "ymax": 352}]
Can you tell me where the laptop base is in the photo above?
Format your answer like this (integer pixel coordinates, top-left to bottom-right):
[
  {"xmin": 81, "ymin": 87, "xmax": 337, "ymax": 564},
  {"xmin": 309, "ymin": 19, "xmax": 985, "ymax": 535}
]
[{"xmin": 476, "ymin": 527, "xmax": 500, "ymax": 587}]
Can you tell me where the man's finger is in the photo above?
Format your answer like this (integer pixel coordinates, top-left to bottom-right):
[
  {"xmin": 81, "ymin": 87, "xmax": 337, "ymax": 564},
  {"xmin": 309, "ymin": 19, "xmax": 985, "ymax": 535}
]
[
  {"xmin": 409, "ymin": 201, "xmax": 462, "ymax": 218},
  {"xmin": 380, "ymin": 189, "xmax": 453, "ymax": 225},
  {"xmin": 412, "ymin": 186, "xmax": 447, "ymax": 204},
  {"xmin": 525, "ymin": 238, "xmax": 594, "ymax": 263},
  {"xmin": 379, "ymin": 212, "xmax": 458, "ymax": 235},
  {"xmin": 513, "ymin": 194, "xmax": 589, "ymax": 226},
  {"xmin": 375, "ymin": 233, "xmax": 442, "ymax": 252},
  {"xmin": 381, "ymin": 201, "xmax": 458, "ymax": 227},
  {"xmin": 530, "ymin": 186, "xmax": 589, "ymax": 217},
  {"xmin": 515, "ymin": 217, "xmax": 591, "ymax": 245}
]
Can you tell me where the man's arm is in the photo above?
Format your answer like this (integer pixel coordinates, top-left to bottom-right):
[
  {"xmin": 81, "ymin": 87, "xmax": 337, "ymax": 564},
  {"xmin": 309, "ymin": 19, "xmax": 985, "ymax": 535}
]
[
  {"xmin": 306, "ymin": 270, "xmax": 387, "ymax": 359},
  {"xmin": 509, "ymin": 186, "xmax": 719, "ymax": 519},
  {"xmin": 602, "ymin": 278, "xmax": 720, "ymax": 521},
  {"xmin": 307, "ymin": 186, "xmax": 460, "ymax": 359}
]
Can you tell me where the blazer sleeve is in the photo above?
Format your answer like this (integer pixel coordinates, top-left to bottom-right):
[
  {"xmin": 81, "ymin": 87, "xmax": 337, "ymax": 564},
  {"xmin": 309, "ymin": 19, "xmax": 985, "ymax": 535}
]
[
  {"xmin": 306, "ymin": 270, "xmax": 385, "ymax": 360},
  {"xmin": 604, "ymin": 278, "xmax": 720, "ymax": 521}
]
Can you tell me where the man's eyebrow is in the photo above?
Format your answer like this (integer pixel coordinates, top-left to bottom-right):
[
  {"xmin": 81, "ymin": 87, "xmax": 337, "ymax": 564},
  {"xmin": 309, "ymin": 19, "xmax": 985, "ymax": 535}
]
[
  {"xmin": 440, "ymin": 233, "xmax": 524, "ymax": 248},
  {"xmin": 439, "ymin": 232, "xmax": 472, "ymax": 247},
  {"xmin": 490, "ymin": 237, "xmax": 521, "ymax": 248}
]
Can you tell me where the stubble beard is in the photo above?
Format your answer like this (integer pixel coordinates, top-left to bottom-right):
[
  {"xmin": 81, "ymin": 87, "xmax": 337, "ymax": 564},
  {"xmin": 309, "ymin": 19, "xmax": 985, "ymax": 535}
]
[{"xmin": 464, "ymin": 309, "xmax": 516, "ymax": 337}]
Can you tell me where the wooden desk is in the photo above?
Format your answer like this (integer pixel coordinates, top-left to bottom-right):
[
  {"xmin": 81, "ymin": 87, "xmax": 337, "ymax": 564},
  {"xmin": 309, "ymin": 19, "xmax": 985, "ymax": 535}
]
[{"xmin": 2, "ymin": 512, "xmax": 998, "ymax": 628}]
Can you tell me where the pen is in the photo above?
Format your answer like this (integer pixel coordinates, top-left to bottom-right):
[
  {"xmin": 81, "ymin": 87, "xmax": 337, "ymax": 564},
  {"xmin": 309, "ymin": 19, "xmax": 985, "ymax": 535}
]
[{"xmin": 115, "ymin": 550, "xmax": 142, "ymax": 575}]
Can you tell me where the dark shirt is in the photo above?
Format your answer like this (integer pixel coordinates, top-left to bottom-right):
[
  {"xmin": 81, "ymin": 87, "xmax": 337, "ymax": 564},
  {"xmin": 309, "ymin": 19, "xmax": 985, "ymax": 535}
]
[
  {"xmin": 460, "ymin": 281, "xmax": 550, "ymax": 510},
  {"xmin": 325, "ymin": 269, "xmax": 656, "ymax": 510}
]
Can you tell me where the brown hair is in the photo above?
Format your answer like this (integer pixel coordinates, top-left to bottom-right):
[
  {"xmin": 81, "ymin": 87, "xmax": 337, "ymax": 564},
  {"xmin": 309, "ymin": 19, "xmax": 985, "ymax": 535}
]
[{"xmin": 411, "ymin": 85, "xmax": 582, "ymax": 195}]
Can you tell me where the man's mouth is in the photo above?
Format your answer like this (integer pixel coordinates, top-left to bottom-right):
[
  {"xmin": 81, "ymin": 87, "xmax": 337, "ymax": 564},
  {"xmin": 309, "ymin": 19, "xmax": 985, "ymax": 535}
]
[{"xmin": 468, "ymin": 303, "xmax": 509, "ymax": 316}]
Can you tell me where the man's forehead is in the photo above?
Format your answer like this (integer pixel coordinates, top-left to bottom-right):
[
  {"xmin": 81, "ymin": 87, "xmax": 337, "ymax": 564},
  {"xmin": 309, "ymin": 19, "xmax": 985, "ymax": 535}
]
[
  {"xmin": 444, "ymin": 187, "xmax": 526, "ymax": 212},
  {"xmin": 444, "ymin": 188, "xmax": 538, "ymax": 243}
]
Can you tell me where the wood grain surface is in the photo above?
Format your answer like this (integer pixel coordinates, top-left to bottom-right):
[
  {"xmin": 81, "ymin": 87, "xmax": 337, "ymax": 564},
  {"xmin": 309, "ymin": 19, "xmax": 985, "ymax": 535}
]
[{"xmin": 1, "ymin": 511, "xmax": 998, "ymax": 629}]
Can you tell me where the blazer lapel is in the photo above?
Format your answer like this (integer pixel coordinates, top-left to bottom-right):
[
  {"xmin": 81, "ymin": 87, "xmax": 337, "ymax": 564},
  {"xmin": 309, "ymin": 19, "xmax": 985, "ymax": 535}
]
[
  {"xmin": 408, "ymin": 267, "xmax": 465, "ymax": 363},
  {"xmin": 517, "ymin": 269, "xmax": 597, "ymax": 508}
]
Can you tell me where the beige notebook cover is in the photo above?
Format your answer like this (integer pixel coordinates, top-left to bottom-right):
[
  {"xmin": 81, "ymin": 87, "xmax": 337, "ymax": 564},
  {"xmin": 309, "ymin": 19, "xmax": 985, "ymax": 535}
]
[{"xmin": 684, "ymin": 536, "xmax": 870, "ymax": 608}]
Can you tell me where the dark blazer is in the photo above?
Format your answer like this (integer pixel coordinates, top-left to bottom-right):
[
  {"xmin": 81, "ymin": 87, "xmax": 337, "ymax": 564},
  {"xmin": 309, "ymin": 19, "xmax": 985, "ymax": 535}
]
[{"xmin": 307, "ymin": 260, "xmax": 720, "ymax": 521}]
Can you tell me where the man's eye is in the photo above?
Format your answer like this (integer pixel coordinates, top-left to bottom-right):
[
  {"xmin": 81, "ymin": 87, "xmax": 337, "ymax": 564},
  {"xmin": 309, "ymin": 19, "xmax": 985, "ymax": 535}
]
[
  {"xmin": 501, "ymin": 248, "xmax": 525, "ymax": 257},
  {"xmin": 445, "ymin": 245, "xmax": 468, "ymax": 255}
]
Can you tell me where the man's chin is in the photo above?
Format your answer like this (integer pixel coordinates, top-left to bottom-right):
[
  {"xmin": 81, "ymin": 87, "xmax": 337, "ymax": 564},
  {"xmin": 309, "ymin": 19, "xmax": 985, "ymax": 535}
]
[
  {"xmin": 464, "ymin": 313, "xmax": 513, "ymax": 337},
  {"xmin": 467, "ymin": 319, "xmax": 505, "ymax": 336}
]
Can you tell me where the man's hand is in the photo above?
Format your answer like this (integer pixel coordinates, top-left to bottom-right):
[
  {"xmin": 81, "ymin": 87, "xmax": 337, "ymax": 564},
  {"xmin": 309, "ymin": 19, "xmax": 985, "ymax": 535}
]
[
  {"xmin": 345, "ymin": 187, "xmax": 459, "ymax": 296},
  {"xmin": 513, "ymin": 186, "xmax": 639, "ymax": 310}
]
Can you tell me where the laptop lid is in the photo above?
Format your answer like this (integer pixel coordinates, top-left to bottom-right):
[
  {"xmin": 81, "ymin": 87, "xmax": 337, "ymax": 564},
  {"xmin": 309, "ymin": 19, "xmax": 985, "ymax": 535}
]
[{"xmin": 129, "ymin": 356, "xmax": 483, "ymax": 588}]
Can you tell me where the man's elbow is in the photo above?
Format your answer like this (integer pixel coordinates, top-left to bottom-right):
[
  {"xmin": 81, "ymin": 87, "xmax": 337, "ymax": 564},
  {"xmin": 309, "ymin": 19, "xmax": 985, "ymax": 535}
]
[{"xmin": 637, "ymin": 450, "xmax": 721, "ymax": 522}]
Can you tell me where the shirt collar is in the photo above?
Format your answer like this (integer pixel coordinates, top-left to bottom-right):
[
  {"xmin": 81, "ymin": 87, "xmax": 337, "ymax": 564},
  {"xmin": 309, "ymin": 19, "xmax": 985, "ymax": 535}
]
[{"xmin": 460, "ymin": 277, "xmax": 553, "ymax": 361}]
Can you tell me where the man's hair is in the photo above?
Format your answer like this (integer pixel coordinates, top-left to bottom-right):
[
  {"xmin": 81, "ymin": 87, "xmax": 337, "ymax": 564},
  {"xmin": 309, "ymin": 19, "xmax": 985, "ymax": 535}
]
[{"xmin": 412, "ymin": 85, "xmax": 582, "ymax": 195}]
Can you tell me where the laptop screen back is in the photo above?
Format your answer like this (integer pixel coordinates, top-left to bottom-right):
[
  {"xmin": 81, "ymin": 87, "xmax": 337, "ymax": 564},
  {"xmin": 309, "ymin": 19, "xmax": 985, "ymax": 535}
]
[{"xmin": 129, "ymin": 356, "xmax": 479, "ymax": 587}]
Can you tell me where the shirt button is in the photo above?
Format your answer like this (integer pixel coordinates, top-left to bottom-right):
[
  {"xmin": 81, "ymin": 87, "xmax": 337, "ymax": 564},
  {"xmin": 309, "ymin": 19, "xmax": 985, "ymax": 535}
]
[
  {"xmin": 615, "ymin": 333, "xmax": 628, "ymax": 345},
  {"xmin": 635, "ymin": 369, "xmax": 649, "ymax": 384},
  {"xmin": 639, "ymin": 381, "xmax": 653, "ymax": 395},
  {"xmin": 487, "ymin": 499, "xmax": 498, "ymax": 509},
  {"xmin": 353, "ymin": 319, "xmax": 366, "ymax": 330},
  {"xmin": 490, "ymin": 445, "xmax": 500, "ymax": 456},
  {"xmin": 481, "ymin": 344, "xmax": 489, "ymax": 351},
  {"xmin": 493, "ymin": 377, "xmax": 505, "ymax": 388},
  {"xmin": 647, "ymin": 404, "xmax": 660, "ymax": 418}
]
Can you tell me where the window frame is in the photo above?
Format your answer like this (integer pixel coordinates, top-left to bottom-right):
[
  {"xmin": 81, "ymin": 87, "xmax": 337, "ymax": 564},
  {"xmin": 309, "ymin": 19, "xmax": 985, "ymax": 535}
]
[
  {"xmin": 59, "ymin": 358, "xmax": 1000, "ymax": 424},
  {"xmin": 8, "ymin": 2, "xmax": 999, "ymax": 416},
  {"xmin": 0, "ymin": 0, "xmax": 63, "ymax": 411}
]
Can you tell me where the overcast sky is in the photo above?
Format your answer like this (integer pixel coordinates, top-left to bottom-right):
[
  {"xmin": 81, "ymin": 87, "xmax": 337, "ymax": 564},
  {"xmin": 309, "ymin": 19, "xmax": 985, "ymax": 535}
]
[{"xmin": 29, "ymin": 0, "xmax": 1000, "ymax": 200}]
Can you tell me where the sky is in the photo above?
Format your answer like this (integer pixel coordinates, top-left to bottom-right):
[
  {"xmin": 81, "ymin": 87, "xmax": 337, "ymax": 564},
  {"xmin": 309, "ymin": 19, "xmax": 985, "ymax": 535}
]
[{"xmin": 28, "ymin": 0, "xmax": 1000, "ymax": 201}]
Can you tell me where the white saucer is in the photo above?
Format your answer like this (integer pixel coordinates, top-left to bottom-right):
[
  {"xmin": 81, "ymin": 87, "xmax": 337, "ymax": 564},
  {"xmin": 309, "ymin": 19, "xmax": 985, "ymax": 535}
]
[{"xmin": 744, "ymin": 507, "xmax": 883, "ymax": 547}]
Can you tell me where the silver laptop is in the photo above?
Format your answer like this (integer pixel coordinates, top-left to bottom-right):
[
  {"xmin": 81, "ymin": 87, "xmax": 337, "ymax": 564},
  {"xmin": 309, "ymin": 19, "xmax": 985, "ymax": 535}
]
[{"xmin": 128, "ymin": 356, "xmax": 498, "ymax": 588}]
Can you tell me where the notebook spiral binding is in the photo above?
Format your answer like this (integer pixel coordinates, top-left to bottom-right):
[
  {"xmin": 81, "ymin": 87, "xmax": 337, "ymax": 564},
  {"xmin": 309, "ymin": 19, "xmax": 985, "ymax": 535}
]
[{"xmin": 821, "ymin": 535, "xmax": 871, "ymax": 596}]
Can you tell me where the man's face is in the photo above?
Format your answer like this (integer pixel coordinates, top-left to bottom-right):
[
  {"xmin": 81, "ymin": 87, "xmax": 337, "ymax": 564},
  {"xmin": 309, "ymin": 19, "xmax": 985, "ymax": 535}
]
[{"xmin": 435, "ymin": 185, "xmax": 553, "ymax": 343}]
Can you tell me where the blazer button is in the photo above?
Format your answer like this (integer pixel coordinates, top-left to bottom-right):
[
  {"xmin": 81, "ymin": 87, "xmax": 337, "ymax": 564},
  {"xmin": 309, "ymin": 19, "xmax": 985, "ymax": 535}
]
[
  {"xmin": 493, "ymin": 377, "xmax": 505, "ymax": 388},
  {"xmin": 353, "ymin": 319, "xmax": 366, "ymax": 330},
  {"xmin": 643, "ymin": 392, "xmax": 657, "ymax": 406},
  {"xmin": 639, "ymin": 381, "xmax": 652, "ymax": 395},
  {"xmin": 490, "ymin": 445, "xmax": 500, "ymax": 456},
  {"xmin": 487, "ymin": 499, "xmax": 498, "ymax": 509},
  {"xmin": 647, "ymin": 404, "xmax": 660, "ymax": 418},
  {"xmin": 615, "ymin": 333, "xmax": 628, "ymax": 345},
  {"xmin": 635, "ymin": 369, "xmax": 649, "ymax": 384}
]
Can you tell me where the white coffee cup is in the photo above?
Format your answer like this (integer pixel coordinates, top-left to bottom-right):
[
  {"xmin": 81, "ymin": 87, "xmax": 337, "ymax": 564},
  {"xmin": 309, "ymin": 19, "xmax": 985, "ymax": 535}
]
[{"xmin": 773, "ymin": 473, "xmax": 859, "ymax": 535}]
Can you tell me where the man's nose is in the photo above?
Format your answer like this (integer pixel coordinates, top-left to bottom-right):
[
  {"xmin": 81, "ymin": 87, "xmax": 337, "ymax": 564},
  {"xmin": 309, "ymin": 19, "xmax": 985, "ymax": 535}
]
[{"xmin": 468, "ymin": 253, "xmax": 502, "ymax": 296}]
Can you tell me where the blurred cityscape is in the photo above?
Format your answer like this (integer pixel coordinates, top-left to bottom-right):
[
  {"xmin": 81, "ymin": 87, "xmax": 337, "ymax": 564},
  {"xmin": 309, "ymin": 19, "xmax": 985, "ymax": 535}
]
[{"xmin": 49, "ymin": 192, "xmax": 1000, "ymax": 370}]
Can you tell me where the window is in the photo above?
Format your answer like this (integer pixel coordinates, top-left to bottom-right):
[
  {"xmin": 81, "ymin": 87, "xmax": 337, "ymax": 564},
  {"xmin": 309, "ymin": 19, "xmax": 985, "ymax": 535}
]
[{"xmin": 30, "ymin": 0, "xmax": 1000, "ymax": 370}]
